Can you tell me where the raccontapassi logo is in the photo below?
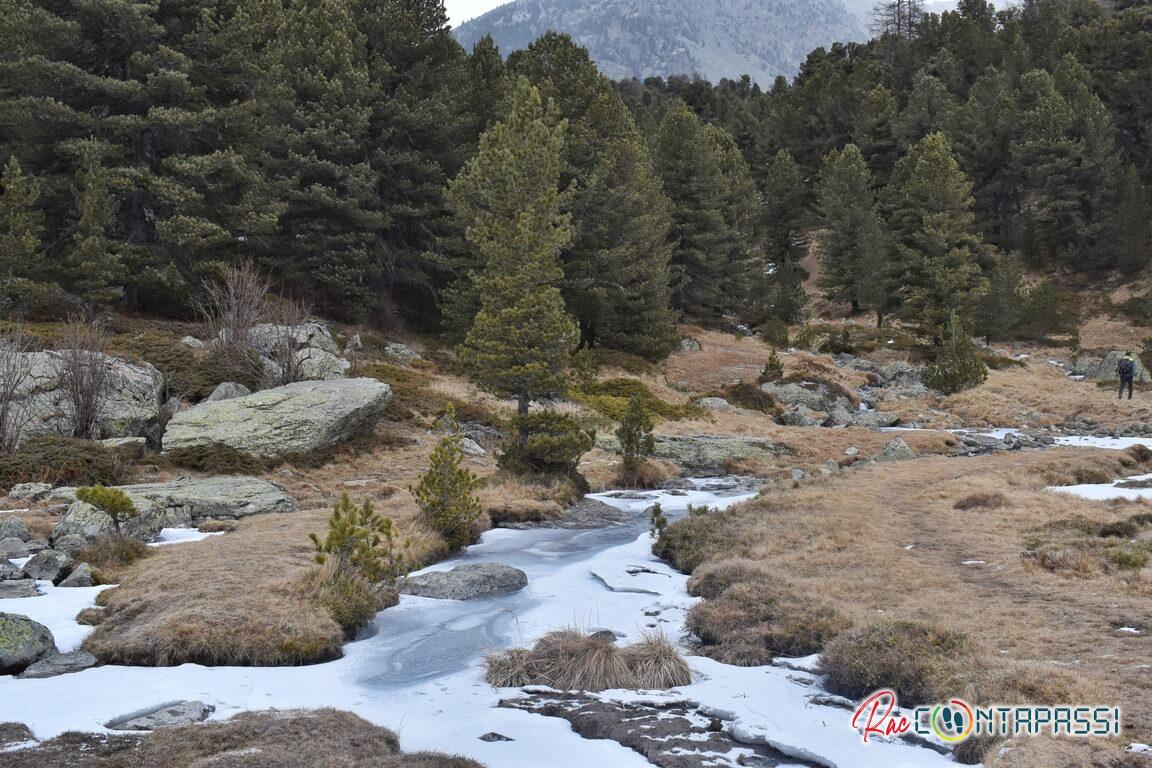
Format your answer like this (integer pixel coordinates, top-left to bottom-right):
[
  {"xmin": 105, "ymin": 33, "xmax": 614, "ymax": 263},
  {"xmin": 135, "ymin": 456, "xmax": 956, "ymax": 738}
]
[{"xmin": 851, "ymin": 689, "xmax": 1121, "ymax": 744}]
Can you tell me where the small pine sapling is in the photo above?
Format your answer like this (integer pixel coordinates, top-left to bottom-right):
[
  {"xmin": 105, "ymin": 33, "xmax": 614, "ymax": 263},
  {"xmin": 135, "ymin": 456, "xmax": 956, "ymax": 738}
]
[
  {"xmin": 759, "ymin": 350, "xmax": 784, "ymax": 383},
  {"xmin": 310, "ymin": 493, "xmax": 410, "ymax": 584},
  {"xmin": 75, "ymin": 485, "xmax": 137, "ymax": 535},
  {"xmin": 411, "ymin": 405, "xmax": 484, "ymax": 552},
  {"xmin": 616, "ymin": 395, "xmax": 655, "ymax": 480},
  {"xmin": 649, "ymin": 503, "xmax": 668, "ymax": 539}
]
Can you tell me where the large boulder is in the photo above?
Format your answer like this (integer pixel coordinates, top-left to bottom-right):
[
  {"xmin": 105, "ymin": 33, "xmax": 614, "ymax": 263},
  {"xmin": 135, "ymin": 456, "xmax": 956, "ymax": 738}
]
[
  {"xmin": 8, "ymin": 351, "xmax": 166, "ymax": 442},
  {"xmin": 759, "ymin": 382, "xmax": 826, "ymax": 410},
  {"xmin": 21, "ymin": 550, "xmax": 73, "ymax": 583},
  {"xmin": 1073, "ymin": 351, "xmax": 1152, "ymax": 383},
  {"xmin": 58, "ymin": 563, "xmax": 94, "ymax": 588},
  {"xmin": 53, "ymin": 476, "xmax": 295, "ymax": 524},
  {"xmin": 47, "ymin": 498, "xmax": 180, "ymax": 543},
  {"xmin": 162, "ymin": 378, "xmax": 392, "ymax": 458},
  {"xmin": 0, "ymin": 613, "xmax": 56, "ymax": 674},
  {"xmin": 0, "ymin": 515, "xmax": 31, "ymax": 542},
  {"xmin": 0, "ymin": 580, "xmax": 39, "ymax": 598},
  {"xmin": 779, "ymin": 407, "xmax": 818, "ymax": 427},
  {"xmin": 0, "ymin": 561, "xmax": 21, "ymax": 580},
  {"xmin": 873, "ymin": 438, "xmax": 917, "ymax": 463},
  {"xmin": 854, "ymin": 411, "xmax": 902, "ymax": 429},
  {"xmin": 398, "ymin": 563, "xmax": 528, "ymax": 600},
  {"xmin": 246, "ymin": 322, "xmax": 340, "ymax": 357},
  {"xmin": 7, "ymin": 482, "xmax": 52, "ymax": 502},
  {"xmin": 0, "ymin": 538, "xmax": 28, "ymax": 559}
]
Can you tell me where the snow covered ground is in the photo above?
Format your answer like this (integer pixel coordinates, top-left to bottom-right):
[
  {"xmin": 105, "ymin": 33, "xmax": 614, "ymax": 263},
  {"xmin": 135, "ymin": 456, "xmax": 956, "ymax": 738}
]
[
  {"xmin": 1050, "ymin": 472, "xmax": 1152, "ymax": 502},
  {"xmin": 0, "ymin": 486, "xmax": 958, "ymax": 768}
]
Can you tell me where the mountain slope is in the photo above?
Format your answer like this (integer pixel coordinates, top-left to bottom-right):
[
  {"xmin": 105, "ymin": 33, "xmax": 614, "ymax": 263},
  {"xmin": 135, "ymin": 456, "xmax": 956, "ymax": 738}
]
[{"xmin": 454, "ymin": 0, "xmax": 868, "ymax": 85}]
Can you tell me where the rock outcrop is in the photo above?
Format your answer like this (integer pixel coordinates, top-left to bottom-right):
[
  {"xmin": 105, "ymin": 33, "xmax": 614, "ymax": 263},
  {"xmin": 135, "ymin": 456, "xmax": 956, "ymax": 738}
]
[
  {"xmin": 1073, "ymin": 351, "xmax": 1152, "ymax": 383},
  {"xmin": 162, "ymin": 378, "xmax": 392, "ymax": 458},
  {"xmin": 105, "ymin": 700, "xmax": 215, "ymax": 731},
  {"xmin": 0, "ymin": 613, "xmax": 55, "ymax": 675},
  {"xmin": 7, "ymin": 351, "xmax": 166, "ymax": 442},
  {"xmin": 399, "ymin": 563, "xmax": 528, "ymax": 600},
  {"xmin": 17, "ymin": 649, "xmax": 97, "ymax": 678},
  {"xmin": 52, "ymin": 476, "xmax": 295, "ymax": 528}
]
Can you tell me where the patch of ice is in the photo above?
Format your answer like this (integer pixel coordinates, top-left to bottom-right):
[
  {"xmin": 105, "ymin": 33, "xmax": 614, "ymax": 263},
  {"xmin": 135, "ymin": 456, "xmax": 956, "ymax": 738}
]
[
  {"xmin": 148, "ymin": 528, "xmax": 225, "ymax": 547},
  {"xmin": 1050, "ymin": 473, "xmax": 1152, "ymax": 501},
  {"xmin": 1117, "ymin": 627, "xmax": 1143, "ymax": 635},
  {"xmin": 0, "ymin": 581, "xmax": 106, "ymax": 652},
  {"xmin": 962, "ymin": 560, "xmax": 987, "ymax": 566},
  {"xmin": 1128, "ymin": 743, "xmax": 1152, "ymax": 754},
  {"xmin": 9, "ymin": 557, "xmax": 31, "ymax": 569}
]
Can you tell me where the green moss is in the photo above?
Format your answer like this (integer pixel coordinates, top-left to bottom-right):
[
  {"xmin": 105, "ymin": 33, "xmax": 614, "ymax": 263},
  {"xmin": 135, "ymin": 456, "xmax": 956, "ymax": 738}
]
[{"xmin": 572, "ymin": 378, "xmax": 697, "ymax": 421}]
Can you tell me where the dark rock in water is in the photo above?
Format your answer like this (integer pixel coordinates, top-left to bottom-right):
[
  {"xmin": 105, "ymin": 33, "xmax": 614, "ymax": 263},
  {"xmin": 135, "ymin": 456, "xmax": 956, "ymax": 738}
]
[
  {"xmin": 499, "ymin": 498, "xmax": 631, "ymax": 530},
  {"xmin": 398, "ymin": 563, "xmax": 528, "ymax": 600},
  {"xmin": 479, "ymin": 732, "xmax": 514, "ymax": 742},
  {"xmin": 105, "ymin": 700, "xmax": 214, "ymax": 731},
  {"xmin": 500, "ymin": 691, "xmax": 801, "ymax": 768}
]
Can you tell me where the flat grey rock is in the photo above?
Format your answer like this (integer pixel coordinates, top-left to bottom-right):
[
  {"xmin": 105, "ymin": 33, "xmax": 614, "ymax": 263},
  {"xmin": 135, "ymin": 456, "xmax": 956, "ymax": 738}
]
[
  {"xmin": 0, "ymin": 538, "xmax": 28, "ymax": 559},
  {"xmin": 58, "ymin": 563, "xmax": 94, "ymax": 588},
  {"xmin": 163, "ymin": 378, "xmax": 391, "ymax": 458},
  {"xmin": 21, "ymin": 549, "xmax": 73, "ymax": 583},
  {"xmin": 0, "ymin": 580, "xmax": 40, "ymax": 598},
  {"xmin": 53, "ymin": 476, "xmax": 294, "ymax": 524},
  {"xmin": 8, "ymin": 483, "xmax": 51, "ymax": 502},
  {"xmin": 399, "ymin": 563, "xmax": 528, "ymax": 601},
  {"xmin": 105, "ymin": 700, "xmax": 214, "ymax": 731},
  {"xmin": 17, "ymin": 650, "xmax": 97, "ymax": 679},
  {"xmin": 500, "ymin": 498, "xmax": 632, "ymax": 530}
]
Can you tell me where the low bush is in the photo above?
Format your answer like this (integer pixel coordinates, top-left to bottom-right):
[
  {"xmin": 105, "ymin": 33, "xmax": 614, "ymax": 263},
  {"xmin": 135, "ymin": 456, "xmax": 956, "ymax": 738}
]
[
  {"xmin": 1098, "ymin": 520, "xmax": 1139, "ymax": 539},
  {"xmin": 411, "ymin": 418, "xmax": 484, "ymax": 552},
  {"xmin": 757, "ymin": 317, "xmax": 789, "ymax": 349},
  {"xmin": 164, "ymin": 443, "xmax": 265, "ymax": 475},
  {"xmin": 299, "ymin": 563, "xmax": 398, "ymax": 637},
  {"xmin": 685, "ymin": 562, "xmax": 849, "ymax": 665},
  {"xmin": 0, "ymin": 436, "xmax": 123, "ymax": 489},
  {"xmin": 359, "ymin": 362, "xmax": 435, "ymax": 422},
  {"xmin": 759, "ymin": 350, "xmax": 784, "ymax": 384},
  {"xmin": 76, "ymin": 534, "xmax": 151, "ymax": 581},
  {"xmin": 1073, "ymin": 468, "xmax": 1111, "ymax": 485},
  {"xmin": 953, "ymin": 492, "xmax": 1009, "ymax": 510},
  {"xmin": 923, "ymin": 314, "xmax": 988, "ymax": 395},
  {"xmin": 819, "ymin": 620, "xmax": 976, "ymax": 706},
  {"xmin": 711, "ymin": 382, "xmax": 779, "ymax": 414},
  {"xmin": 75, "ymin": 485, "xmax": 138, "ymax": 534},
  {"xmin": 107, "ymin": 331, "xmax": 239, "ymax": 401},
  {"xmin": 572, "ymin": 378, "xmax": 694, "ymax": 421},
  {"xmin": 484, "ymin": 629, "xmax": 691, "ymax": 692},
  {"xmin": 651, "ymin": 509, "xmax": 734, "ymax": 574},
  {"xmin": 499, "ymin": 411, "xmax": 595, "ymax": 480},
  {"xmin": 74, "ymin": 607, "xmax": 105, "ymax": 626},
  {"xmin": 1110, "ymin": 547, "xmax": 1150, "ymax": 570}
]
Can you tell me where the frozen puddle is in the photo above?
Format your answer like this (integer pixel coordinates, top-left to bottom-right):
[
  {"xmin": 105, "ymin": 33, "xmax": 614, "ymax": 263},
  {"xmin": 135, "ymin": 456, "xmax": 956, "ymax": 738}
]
[{"xmin": 0, "ymin": 483, "xmax": 957, "ymax": 768}]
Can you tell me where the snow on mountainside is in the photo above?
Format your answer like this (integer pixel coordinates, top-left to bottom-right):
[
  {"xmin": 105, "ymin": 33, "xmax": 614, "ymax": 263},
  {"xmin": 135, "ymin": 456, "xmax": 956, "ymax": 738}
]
[{"xmin": 454, "ymin": 0, "xmax": 869, "ymax": 86}]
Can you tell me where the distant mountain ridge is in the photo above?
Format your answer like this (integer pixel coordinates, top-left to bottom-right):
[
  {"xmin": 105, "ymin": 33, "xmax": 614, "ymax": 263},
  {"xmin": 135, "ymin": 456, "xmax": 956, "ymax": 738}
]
[{"xmin": 454, "ymin": 0, "xmax": 869, "ymax": 86}]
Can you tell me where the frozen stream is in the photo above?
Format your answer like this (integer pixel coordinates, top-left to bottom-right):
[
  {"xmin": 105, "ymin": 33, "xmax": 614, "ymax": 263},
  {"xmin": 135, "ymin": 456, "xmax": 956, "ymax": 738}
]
[{"xmin": 0, "ymin": 483, "xmax": 956, "ymax": 768}]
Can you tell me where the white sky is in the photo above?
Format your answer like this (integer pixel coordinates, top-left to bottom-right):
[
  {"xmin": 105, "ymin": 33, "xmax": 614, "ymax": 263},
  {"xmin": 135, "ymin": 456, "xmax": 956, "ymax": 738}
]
[{"xmin": 443, "ymin": 0, "xmax": 508, "ymax": 26}]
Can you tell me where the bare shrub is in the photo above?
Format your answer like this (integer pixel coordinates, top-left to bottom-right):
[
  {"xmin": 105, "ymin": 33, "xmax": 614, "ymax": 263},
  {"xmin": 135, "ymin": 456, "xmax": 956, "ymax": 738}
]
[
  {"xmin": 194, "ymin": 260, "xmax": 268, "ymax": 383},
  {"xmin": 0, "ymin": 327, "xmax": 33, "ymax": 452},
  {"xmin": 55, "ymin": 317, "xmax": 109, "ymax": 439},
  {"xmin": 264, "ymin": 295, "xmax": 313, "ymax": 386},
  {"xmin": 485, "ymin": 629, "xmax": 691, "ymax": 692},
  {"xmin": 953, "ymin": 492, "xmax": 1009, "ymax": 511}
]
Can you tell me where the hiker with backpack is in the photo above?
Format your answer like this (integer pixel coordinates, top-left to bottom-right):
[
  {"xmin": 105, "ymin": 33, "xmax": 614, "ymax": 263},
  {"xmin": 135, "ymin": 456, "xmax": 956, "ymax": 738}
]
[{"xmin": 1118, "ymin": 352, "xmax": 1136, "ymax": 400}]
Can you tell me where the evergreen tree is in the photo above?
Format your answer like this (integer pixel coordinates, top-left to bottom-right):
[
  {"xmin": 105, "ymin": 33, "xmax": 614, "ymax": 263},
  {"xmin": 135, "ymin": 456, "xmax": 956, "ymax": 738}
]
[
  {"xmin": 923, "ymin": 312, "xmax": 988, "ymax": 394},
  {"xmin": 752, "ymin": 150, "xmax": 807, "ymax": 325},
  {"xmin": 708, "ymin": 124, "xmax": 764, "ymax": 316},
  {"xmin": 67, "ymin": 143, "xmax": 124, "ymax": 308},
  {"xmin": 451, "ymin": 78, "xmax": 576, "ymax": 431},
  {"xmin": 616, "ymin": 395, "xmax": 655, "ymax": 475},
  {"xmin": 886, "ymin": 132, "xmax": 984, "ymax": 331},
  {"xmin": 854, "ymin": 86, "xmax": 901, "ymax": 185},
  {"xmin": 1110, "ymin": 165, "xmax": 1151, "ymax": 274},
  {"xmin": 976, "ymin": 253, "xmax": 1023, "ymax": 344},
  {"xmin": 817, "ymin": 145, "xmax": 892, "ymax": 317},
  {"xmin": 900, "ymin": 71, "xmax": 956, "ymax": 147},
  {"xmin": 654, "ymin": 102, "xmax": 734, "ymax": 321},
  {"xmin": 410, "ymin": 407, "xmax": 483, "ymax": 553},
  {"xmin": 0, "ymin": 157, "xmax": 43, "ymax": 281},
  {"xmin": 854, "ymin": 214, "xmax": 894, "ymax": 327}
]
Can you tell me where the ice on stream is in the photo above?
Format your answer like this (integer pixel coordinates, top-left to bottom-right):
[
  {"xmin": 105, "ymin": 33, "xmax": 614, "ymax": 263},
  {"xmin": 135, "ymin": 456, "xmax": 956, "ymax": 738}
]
[{"xmin": 0, "ymin": 484, "xmax": 957, "ymax": 768}]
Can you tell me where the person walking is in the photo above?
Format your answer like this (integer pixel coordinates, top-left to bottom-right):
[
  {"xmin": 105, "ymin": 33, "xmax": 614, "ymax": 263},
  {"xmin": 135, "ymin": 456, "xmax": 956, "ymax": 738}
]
[{"xmin": 1118, "ymin": 352, "xmax": 1136, "ymax": 400}]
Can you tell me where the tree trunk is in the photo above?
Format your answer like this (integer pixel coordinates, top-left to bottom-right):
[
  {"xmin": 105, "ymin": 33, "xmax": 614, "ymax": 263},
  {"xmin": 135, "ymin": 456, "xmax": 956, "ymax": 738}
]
[{"xmin": 517, "ymin": 392, "xmax": 529, "ymax": 445}]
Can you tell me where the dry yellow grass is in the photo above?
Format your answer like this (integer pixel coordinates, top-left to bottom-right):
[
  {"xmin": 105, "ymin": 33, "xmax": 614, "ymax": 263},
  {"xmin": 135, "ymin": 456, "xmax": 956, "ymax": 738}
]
[
  {"xmin": 0, "ymin": 709, "xmax": 484, "ymax": 768},
  {"xmin": 657, "ymin": 447, "xmax": 1152, "ymax": 766}
]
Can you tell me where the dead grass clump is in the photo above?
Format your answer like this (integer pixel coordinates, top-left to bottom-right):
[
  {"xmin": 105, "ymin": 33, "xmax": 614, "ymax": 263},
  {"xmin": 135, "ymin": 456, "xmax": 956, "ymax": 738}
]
[
  {"xmin": 1128, "ymin": 444, "xmax": 1152, "ymax": 463},
  {"xmin": 686, "ymin": 558, "xmax": 770, "ymax": 599},
  {"xmin": 1098, "ymin": 520, "xmax": 1139, "ymax": 538},
  {"xmin": 1073, "ymin": 467, "xmax": 1112, "ymax": 485},
  {"xmin": 953, "ymin": 492, "xmax": 1009, "ymax": 510},
  {"xmin": 485, "ymin": 629, "xmax": 691, "ymax": 692},
  {"xmin": 196, "ymin": 519, "xmax": 237, "ymax": 533},
  {"xmin": 298, "ymin": 561, "xmax": 398, "ymax": 637},
  {"xmin": 652, "ymin": 508, "xmax": 739, "ymax": 574},
  {"xmin": 89, "ymin": 708, "xmax": 484, "ymax": 768},
  {"xmin": 1110, "ymin": 547, "xmax": 1150, "ymax": 570},
  {"xmin": 819, "ymin": 620, "xmax": 977, "ymax": 706},
  {"xmin": 75, "ymin": 607, "xmax": 104, "ymax": 626},
  {"xmin": 1130, "ymin": 512, "xmax": 1152, "ymax": 526},
  {"xmin": 75, "ymin": 534, "xmax": 151, "ymax": 582},
  {"xmin": 1023, "ymin": 546, "xmax": 1098, "ymax": 576},
  {"xmin": 686, "ymin": 580, "xmax": 849, "ymax": 664},
  {"xmin": 616, "ymin": 459, "xmax": 672, "ymax": 489}
]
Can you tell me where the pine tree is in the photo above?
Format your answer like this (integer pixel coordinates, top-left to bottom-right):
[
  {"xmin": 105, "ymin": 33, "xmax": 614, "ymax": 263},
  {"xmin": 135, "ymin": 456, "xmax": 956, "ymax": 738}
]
[
  {"xmin": 900, "ymin": 71, "xmax": 956, "ymax": 147},
  {"xmin": 75, "ymin": 485, "xmax": 138, "ymax": 536},
  {"xmin": 886, "ymin": 132, "xmax": 984, "ymax": 332},
  {"xmin": 0, "ymin": 157, "xmax": 43, "ymax": 281},
  {"xmin": 1111, "ymin": 165, "xmax": 1151, "ymax": 274},
  {"xmin": 751, "ymin": 150, "xmax": 806, "ymax": 326},
  {"xmin": 616, "ymin": 395, "xmax": 655, "ymax": 475},
  {"xmin": 976, "ymin": 253, "xmax": 1023, "ymax": 344},
  {"xmin": 923, "ymin": 312, "xmax": 988, "ymax": 394},
  {"xmin": 67, "ymin": 142, "xmax": 124, "ymax": 308},
  {"xmin": 855, "ymin": 213, "xmax": 895, "ymax": 327},
  {"xmin": 451, "ymin": 77, "xmax": 576, "ymax": 432},
  {"xmin": 708, "ymin": 124, "xmax": 764, "ymax": 316},
  {"xmin": 310, "ymin": 493, "xmax": 409, "ymax": 582},
  {"xmin": 410, "ymin": 407, "xmax": 483, "ymax": 553},
  {"xmin": 818, "ymin": 145, "xmax": 890, "ymax": 316},
  {"xmin": 654, "ymin": 102, "xmax": 734, "ymax": 321},
  {"xmin": 854, "ymin": 86, "xmax": 901, "ymax": 185}
]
